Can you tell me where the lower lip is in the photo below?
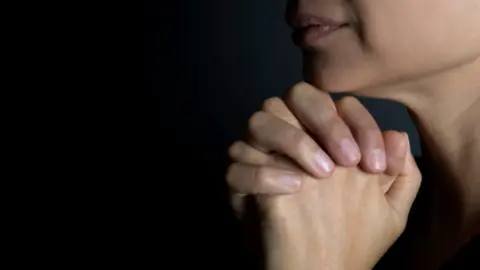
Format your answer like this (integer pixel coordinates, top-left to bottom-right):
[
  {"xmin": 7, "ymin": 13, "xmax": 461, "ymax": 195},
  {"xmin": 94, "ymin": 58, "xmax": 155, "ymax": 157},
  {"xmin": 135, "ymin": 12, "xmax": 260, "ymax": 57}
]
[{"xmin": 292, "ymin": 25, "xmax": 347, "ymax": 47}]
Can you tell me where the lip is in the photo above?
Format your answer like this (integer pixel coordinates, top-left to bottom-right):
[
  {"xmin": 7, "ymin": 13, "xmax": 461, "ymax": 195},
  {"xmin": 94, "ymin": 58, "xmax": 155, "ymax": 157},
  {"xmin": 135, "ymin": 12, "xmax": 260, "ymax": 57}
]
[{"xmin": 289, "ymin": 14, "xmax": 348, "ymax": 48}]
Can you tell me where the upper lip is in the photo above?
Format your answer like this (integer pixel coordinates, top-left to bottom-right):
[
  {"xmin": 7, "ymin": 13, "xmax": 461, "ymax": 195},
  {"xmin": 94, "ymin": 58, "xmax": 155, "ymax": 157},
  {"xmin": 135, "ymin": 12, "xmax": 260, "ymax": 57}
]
[{"xmin": 288, "ymin": 13, "xmax": 347, "ymax": 29}]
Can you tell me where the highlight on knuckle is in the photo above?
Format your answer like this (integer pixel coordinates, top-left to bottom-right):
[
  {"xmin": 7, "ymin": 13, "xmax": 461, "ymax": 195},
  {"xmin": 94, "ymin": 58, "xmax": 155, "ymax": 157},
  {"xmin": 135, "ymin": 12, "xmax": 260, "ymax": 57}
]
[
  {"xmin": 286, "ymin": 82, "xmax": 309, "ymax": 103},
  {"xmin": 262, "ymin": 97, "xmax": 282, "ymax": 112},
  {"xmin": 248, "ymin": 111, "xmax": 268, "ymax": 135},
  {"xmin": 337, "ymin": 95, "xmax": 358, "ymax": 108},
  {"xmin": 228, "ymin": 141, "xmax": 243, "ymax": 159}
]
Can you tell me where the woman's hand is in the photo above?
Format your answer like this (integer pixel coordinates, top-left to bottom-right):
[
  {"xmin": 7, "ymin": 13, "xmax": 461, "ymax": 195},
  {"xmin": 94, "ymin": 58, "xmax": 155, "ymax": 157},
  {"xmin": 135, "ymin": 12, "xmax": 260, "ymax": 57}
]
[
  {"xmin": 228, "ymin": 82, "xmax": 409, "ymax": 197},
  {"xmin": 226, "ymin": 82, "xmax": 422, "ymax": 269},
  {"xmin": 259, "ymin": 150, "xmax": 421, "ymax": 270},
  {"xmin": 228, "ymin": 128, "xmax": 421, "ymax": 270}
]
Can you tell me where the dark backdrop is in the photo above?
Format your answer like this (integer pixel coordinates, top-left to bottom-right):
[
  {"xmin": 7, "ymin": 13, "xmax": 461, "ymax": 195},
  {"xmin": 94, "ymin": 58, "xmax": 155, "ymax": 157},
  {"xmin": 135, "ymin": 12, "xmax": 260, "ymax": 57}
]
[{"xmin": 144, "ymin": 0, "xmax": 419, "ymax": 267}]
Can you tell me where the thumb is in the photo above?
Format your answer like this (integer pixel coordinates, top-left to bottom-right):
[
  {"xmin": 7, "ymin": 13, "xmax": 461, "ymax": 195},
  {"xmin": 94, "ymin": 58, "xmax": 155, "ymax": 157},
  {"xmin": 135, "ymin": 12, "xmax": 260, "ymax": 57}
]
[{"xmin": 385, "ymin": 133, "xmax": 422, "ymax": 219}]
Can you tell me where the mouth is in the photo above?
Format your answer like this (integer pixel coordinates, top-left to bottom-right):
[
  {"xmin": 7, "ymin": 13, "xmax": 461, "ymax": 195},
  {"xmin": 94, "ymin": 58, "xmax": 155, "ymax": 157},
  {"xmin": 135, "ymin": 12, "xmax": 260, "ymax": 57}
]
[{"xmin": 289, "ymin": 15, "xmax": 349, "ymax": 48}]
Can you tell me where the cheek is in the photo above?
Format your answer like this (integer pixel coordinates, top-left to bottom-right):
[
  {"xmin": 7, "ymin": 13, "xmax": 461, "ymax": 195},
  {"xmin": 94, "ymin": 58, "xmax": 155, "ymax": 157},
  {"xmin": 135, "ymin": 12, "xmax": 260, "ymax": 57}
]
[{"xmin": 360, "ymin": 2, "xmax": 434, "ymax": 78}]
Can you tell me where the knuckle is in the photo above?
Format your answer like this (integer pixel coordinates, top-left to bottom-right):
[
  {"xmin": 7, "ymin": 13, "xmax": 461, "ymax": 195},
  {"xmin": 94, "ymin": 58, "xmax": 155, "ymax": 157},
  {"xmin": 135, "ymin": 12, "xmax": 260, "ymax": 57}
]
[
  {"xmin": 336, "ymin": 96, "xmax": 373, "ymax": 125},
  {"xmin": 286, "ymin": 82, "xmax": 309, "ymax": 102},
  {"xmin": 248, "ymin": 111, "xmax": 268, "ymax": 134},
  {"xmin": 288, "ymin": 129, "xmax": 311, "ymax": 151},
  {"xmin": 262, "ymin": 97, "xmax": 283, "ymax": 112},
  {"xmin": 336, "ymin": 95, "xmax": 359, "ymax": 108},
  {"xmin": 226, "ymin": 163, "xmax": 249, "ymax": 193},
  {"xmin": 312, "ymin": 114, "xmax": 341, "ymax": 137},
  {"xmin": 228, "ymin": 141, "xmax": 244, "ymax": 159}
]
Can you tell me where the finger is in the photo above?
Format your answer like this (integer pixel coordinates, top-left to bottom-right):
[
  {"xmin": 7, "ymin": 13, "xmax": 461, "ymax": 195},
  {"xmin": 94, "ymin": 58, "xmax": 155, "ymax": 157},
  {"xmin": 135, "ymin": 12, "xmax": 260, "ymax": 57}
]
[
  {"xmin": 226, "ymin": 163, "xmax": 303, "ymax": 195},
  {"xmin": 248, "ymin": 97, "xmax": 303, "ymax": 153},
  {"xmin": 244, "ymin": 133, "xmax": 271, "ymax": 153},
  {"xmin": 248, "ymin": 111, "xmax": 334, "ymax": 178},
  {"xmin": 229, "ymin": 156, "xmax": 297, "ymax": 218},
  {"xmin": 383, "ymin": 131, "xmax": 408, "ymax": 176},
  {"xmin": 284, "ymin": 82, "xmax": 361, "ymax": 167},
  {"xmin": 229, "ymin": 141, "xmax": 271, "ymax": 164},
  {"xmin": 262, "ymin": 97, "xmax": 303, "ymax": 129},
  {"xmin": 228, "ymin": 141, "xmax": 301, "ymax": 171},
  {"xmin": 386, "ymin": 134, "xmax": 422, "ymax": 220},
  {"xmin": 336, "ymin": 96, "xmax": 386, "ymax": 173},
  {"xmin": 377, "ymin": 131, "xmax": 408, "ymax": 192}
]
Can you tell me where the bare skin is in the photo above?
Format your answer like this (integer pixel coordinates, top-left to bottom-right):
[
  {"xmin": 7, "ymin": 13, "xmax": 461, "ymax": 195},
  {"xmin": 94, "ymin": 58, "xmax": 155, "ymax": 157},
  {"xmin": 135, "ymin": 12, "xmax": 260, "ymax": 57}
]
[
  {"xmin": 228, "ymin": 85, "xmax": 478, "ymax": 269},
  {"xmin": 371, "ymin": 56, "xmax": 480, "ymax": 270},
  {"xmin": 227, "ymin": 91, "xmax": 422, "ymax": 270},
  {"xmin": 262, "ymin": 156, "xmax": 421, "ymax": 270}
]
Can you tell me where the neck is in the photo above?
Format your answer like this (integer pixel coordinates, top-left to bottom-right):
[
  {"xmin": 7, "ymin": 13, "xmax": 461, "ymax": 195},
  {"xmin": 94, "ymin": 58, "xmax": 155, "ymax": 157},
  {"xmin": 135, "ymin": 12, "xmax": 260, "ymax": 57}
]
[{"xmin": 360, "ymin": 58, "xmax": 480, "ymax": 237}]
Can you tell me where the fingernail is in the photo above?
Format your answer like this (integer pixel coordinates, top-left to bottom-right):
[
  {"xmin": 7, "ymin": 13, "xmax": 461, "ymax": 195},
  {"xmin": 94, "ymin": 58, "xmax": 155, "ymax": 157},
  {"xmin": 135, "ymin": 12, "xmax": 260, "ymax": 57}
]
[
  {"xmin": 277, "ymin": 172, "xmax": 301, "ymax": 192},
  {"xmin": 340, "ymin": 139, "xmax": 360, "ymax": 163},
  {"xmin": 371, "ymin": 149, "xmax": 386, "ymax": 171},
  {"xmin": 314, "ymin": 150, "xmax": 334, "ymax": 174}
]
